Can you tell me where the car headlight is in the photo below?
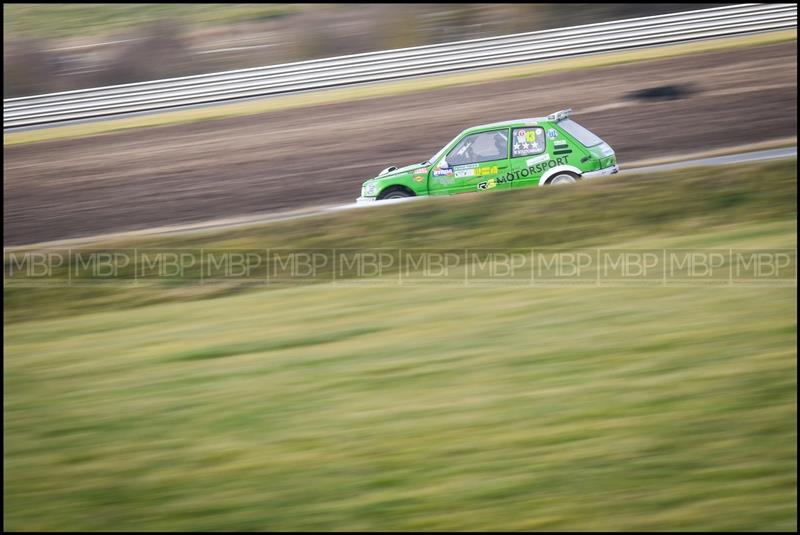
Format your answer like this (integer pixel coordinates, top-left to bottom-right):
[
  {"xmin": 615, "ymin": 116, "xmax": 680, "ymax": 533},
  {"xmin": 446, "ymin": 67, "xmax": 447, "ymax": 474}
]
[{"xmin": 362, "ymin": 182, "xmax": 378, "ymax": 197}]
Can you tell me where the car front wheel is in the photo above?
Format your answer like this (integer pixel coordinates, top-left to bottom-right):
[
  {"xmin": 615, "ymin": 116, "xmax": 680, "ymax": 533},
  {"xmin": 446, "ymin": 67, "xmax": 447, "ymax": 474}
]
[{"xmin": 378, "ymin": 187, "xmax": 414, "ymax": 200}]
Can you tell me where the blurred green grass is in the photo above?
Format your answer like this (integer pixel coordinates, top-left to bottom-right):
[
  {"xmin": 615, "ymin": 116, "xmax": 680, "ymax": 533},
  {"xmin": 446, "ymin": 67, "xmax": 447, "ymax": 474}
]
[
  {"xmin": 4, "ymin": 160, "xmax": 797, "ymax": 530},
  {"xmin": 4, "ymin": 3, "xmax": 301, "ymax": 39}
]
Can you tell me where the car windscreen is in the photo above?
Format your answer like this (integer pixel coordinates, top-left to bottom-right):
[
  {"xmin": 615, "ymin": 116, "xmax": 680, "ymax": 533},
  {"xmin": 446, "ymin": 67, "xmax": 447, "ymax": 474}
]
[
  {"xmin": 429, "ymin": 132, "xmax": 461, "ymax": 165},
  {"xmin": 558, "ymin": 119, "xmax": 603, "ymax": 147}
]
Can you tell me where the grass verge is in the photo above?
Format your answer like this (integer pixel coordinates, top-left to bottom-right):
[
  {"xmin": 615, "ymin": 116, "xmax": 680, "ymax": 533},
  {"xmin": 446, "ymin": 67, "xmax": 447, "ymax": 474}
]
[{"xmin": 4, "ymin": 159, "xmax": 797, "ymax": 323}]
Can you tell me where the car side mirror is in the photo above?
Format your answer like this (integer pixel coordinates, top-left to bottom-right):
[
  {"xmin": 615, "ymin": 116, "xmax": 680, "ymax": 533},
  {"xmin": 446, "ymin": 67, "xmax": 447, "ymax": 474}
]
[{"xmin": 439, "ymin": 159, "xmax": 450, "ymax": 169}]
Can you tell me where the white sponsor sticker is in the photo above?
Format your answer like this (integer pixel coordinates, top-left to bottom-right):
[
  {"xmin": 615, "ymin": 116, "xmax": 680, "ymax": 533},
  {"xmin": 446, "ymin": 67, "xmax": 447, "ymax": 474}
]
[
  {"xmin": 526, "ymin": 153, "xmax": 551, "ymax": 166},
  {"xmin": 455, "ymin": 169, "xmax": 475, "ymax": 178}
]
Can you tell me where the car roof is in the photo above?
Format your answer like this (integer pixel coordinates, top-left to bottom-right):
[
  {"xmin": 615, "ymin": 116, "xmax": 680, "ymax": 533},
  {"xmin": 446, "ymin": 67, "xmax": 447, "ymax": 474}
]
[{"xmin": 463, "ymin": 117, "xmax": 552, "ymax": 133}]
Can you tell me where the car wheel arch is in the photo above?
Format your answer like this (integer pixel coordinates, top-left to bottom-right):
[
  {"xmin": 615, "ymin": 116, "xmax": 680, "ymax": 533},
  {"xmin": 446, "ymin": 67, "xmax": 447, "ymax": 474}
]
[{"xmin": 538, "ymin": 165, "xmax": 584, "ymax": 186}]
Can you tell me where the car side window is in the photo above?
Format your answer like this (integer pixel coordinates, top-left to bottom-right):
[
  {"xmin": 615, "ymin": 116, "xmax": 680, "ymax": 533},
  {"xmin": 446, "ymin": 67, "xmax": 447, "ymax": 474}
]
[
  {"xmin": 447, "ymin": 129, "xmax": 508, "ymax": 166},
  {"xmin": 511, "ymin": 127, "xmax": 545, "ymax": 158}
]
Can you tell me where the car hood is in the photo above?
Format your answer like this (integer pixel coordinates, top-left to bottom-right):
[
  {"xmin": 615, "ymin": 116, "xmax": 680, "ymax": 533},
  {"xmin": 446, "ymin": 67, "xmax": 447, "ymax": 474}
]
[{"xmin": 376, "ymin": 162, "xmax": 427, "ymax": 179}]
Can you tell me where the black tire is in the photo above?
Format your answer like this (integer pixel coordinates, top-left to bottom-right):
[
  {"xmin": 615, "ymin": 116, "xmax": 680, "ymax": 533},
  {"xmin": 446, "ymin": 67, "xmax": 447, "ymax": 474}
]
[{"xmin": 378, "ymin": 186, "xmax": 414, "ymax": 200}]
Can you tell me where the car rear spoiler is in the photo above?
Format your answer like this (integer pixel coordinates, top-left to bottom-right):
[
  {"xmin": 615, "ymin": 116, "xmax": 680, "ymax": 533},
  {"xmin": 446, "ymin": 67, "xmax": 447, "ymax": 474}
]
[{"xmin": 547, "ymin": 108, "xmax": 572, "ymax": 121}]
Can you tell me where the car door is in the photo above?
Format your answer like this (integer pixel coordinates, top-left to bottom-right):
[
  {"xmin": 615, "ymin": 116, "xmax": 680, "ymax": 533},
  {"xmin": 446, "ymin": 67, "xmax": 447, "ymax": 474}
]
[
  {"xmin": 430, "ymin": 128, "xmax": 511, "ymax": 195},
  {"xmin": 508, "ymin": 126, "xmax": 549, "ymax": 189}
]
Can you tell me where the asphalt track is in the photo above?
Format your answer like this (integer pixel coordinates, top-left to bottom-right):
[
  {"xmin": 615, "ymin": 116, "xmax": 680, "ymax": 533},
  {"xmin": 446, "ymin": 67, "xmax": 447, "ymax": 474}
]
[{"xmin": 5, "ymin": 146, "xmax": 795, "ymax": 252}]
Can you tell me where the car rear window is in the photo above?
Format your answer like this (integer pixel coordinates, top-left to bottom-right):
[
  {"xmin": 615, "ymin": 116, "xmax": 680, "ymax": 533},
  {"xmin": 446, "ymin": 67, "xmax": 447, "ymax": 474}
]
[{"xmin": 559, "ymin": 119, "xmax": 603, "ymax": 147}]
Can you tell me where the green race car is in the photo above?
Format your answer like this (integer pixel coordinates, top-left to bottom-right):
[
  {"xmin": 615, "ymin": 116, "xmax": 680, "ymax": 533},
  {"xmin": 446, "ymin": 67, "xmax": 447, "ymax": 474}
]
[{"xmin": 357, "ymin": 109, "xmax": 618, "ymax": 203}]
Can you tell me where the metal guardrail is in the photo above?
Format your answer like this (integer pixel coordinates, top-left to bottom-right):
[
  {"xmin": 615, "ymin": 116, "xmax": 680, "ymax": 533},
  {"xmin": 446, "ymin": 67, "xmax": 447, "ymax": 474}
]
[{"xmin": 4, "ymin": 4, "xmax": 796, "ymax": 129}]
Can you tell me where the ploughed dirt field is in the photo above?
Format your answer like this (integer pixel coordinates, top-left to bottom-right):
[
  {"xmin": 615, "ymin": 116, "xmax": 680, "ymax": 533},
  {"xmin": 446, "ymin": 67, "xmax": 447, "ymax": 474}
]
[{"xmin": 4, "ymin": 41, "xmax": 797, "ymax": 245}]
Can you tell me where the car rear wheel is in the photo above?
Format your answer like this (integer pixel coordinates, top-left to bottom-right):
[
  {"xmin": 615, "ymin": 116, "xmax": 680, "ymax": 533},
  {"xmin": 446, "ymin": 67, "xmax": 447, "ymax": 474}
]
[{"xmin": 548, "ymin": 172, "xmax": 579, "ymax": 185}]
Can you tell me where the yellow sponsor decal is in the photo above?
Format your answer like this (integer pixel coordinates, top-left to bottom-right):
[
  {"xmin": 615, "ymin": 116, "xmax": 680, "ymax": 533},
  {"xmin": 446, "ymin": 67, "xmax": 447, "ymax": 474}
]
[
  {"xmin": 478, "ymin": 178, "xmax": 497, "ymax": 190},
  {"xmin": 414, "ymin": 175, "xmax": 424, "ymax": 182},
  {"xmin": 475, "ymin": 166, "xmax": 499, "ymax": 176}
]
